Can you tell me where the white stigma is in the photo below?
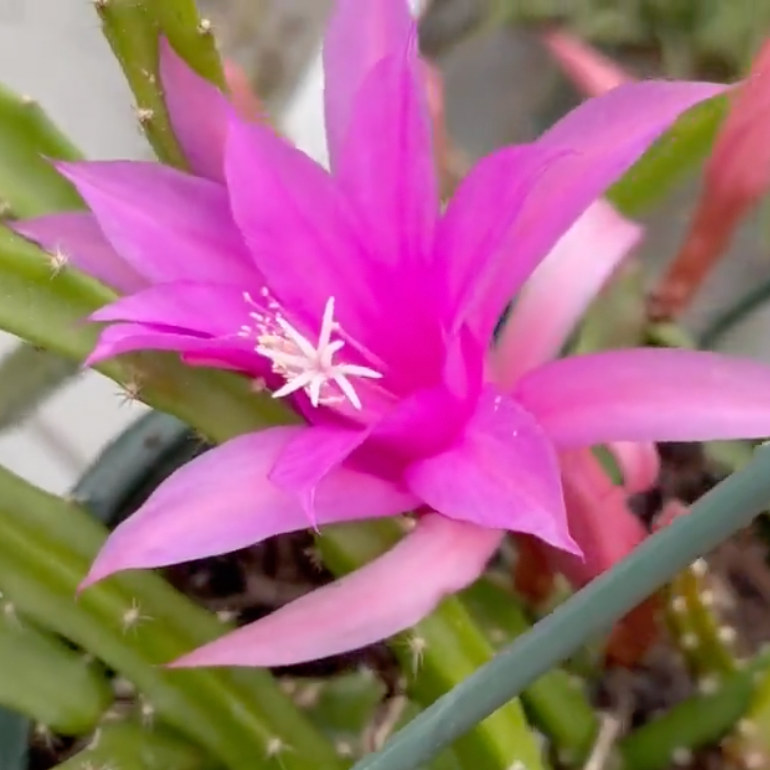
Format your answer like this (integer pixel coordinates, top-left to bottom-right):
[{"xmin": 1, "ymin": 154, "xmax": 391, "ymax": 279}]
[{"xmin": 249, "ymin": 295, "xmax": 382, "ymax": 410}]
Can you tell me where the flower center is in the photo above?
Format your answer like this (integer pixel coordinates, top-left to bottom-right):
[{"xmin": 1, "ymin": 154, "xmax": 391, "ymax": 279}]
[{"xmin": 239, "ymin": 292, "xmax": 382, "ymax": 410}]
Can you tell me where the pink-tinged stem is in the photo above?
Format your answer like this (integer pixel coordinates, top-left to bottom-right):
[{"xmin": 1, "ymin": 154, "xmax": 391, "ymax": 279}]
[
  {"xmin": 650, "ymin": 41, "xmax": 770, "ymax": 320},
  {"xmin": 541, "ymin": 29, "xmax": 633, "ymax": 97}
]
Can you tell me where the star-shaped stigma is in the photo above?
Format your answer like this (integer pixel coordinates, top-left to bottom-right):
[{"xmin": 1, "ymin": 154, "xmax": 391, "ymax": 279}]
[{"xmin": 253, "ymin": 296, "xmax": 382, "ymax": 410}]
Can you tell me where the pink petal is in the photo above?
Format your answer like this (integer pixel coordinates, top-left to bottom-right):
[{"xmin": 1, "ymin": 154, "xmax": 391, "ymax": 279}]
[
  {"xmin": 12, "ymin": 213, "xmax": 146, "ymax": 293},
  {"xmin": 607, "ymin": 441, "xmax": 660, "ymax": 495},
  {"xmin": 223, "ymin": 60, "xmax": 264, "ymax": 121},
  {"xmin": 541, "ymin": 30, "xmax": 633, "ymax": 97},
  {"xmin": 86, "ymin": 322, "xmax": 260, "ymax": 373},
  {"xmin": 516, "ymin": 348, "xmax": 770, "ymax": 445},
  {"xmin": 56, "ymin": 161, "xmax": 258, "ymax": 285},
  {"xmin": 437, "ymin": 144, "xmax": 570, "ymax": 334},
  {"xmin": 90, "ymin": 282, "xmax": 254, "ymax": 337},
  {"xmin": 268, "ymin": 425, "xmax": 371, "ymax": 525},
  {"xmin": 81, "ymin": 426, "xmax": 418, "ymax": 588},
  {"xmin": 337, "ymin": 38, "xmax": 438, "ymax": 272},
  {"xmin": 549, "ymin": 449, "xmax": 646, "ymax": 587},
  {"xmin": 453, "ymin": 81, "xmax": 725, "ymax": 341},
  {"xmin": 224, "ymin": 114, "xmax": 381, "ymax": 334},
  {"xmin": 169, "ymin": 513, "xmax": 502, "ymax": 667},
  {"xmin": 405, "ymin": 387, "xmax": 578, "ymax": 553},
  {"xmin": 323, "ymin": 0, "xmax": 413, "ymax": 173},
  {"xmin": 159, "ymin": 38, "xmax": 230, "ymax": 182},
  {"xmin": 492, "ymin": 200, "xmax": 642, "ymax": 386}
]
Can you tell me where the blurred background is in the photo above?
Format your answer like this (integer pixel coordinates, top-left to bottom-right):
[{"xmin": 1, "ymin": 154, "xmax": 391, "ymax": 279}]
[{"xmin": 1, "ymin": 0, "xmax": 770, "ymax": 494}]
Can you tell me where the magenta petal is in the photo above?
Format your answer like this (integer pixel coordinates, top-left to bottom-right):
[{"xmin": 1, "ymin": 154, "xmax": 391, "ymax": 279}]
[
  {"xmin": 492, "ymin": 200, "xmax": 642, "ymax": 386},
  {"xmin": 516, "ymin": 349, "xmax": 770, "ymax": 445},
  {"xmin": 56, "ymin": 161, "xmax": 258, "ymax": 285},
  {"xmin": 86, "ymin": 322, "xmax": 260, "ymax": 373},
  {"xmin": 405, "ymin": 388, "xmax": 578, "ymax": 553},
  {"xmin": 337, "ymin": 40, "xmax": 438, "ymax": 271},
  {"xmin": 452, "ymin": 81, "xmax": 724, "ymax": 341},
  {"xmin": 81, "ymin": 426, "xmax": 418, "ymax": 588},
  {"xmin": 224, "ymin": 114, "xmax": 379, "ymax": 331},
  {"xmin": 436, "ymin": 144, "xmax": 570, "ymax": 333},
  {"xmin": 268, "ymin": 425, "xmax": 371, "ymax": 525},
  {"xmin": 159, "ymin": 38, "xmax": 230, "ymax": 182},
  {"xmin": 12, "ymin": 213, "xmax": 146, "ymax": 293},
  {"xmin": 169, "ymin": 513, "xmax": 501, "ymax": 667},
  {"xmin": 550, "ymin": 449, "xmax": 647, "ymax": 587},
  {"xmin": 90, "ymin": 282, "xmax": 254, "ymax": 338},
  {"xmin": 323, "ymin": 0, "xmax": 413, "ymax": 173}
]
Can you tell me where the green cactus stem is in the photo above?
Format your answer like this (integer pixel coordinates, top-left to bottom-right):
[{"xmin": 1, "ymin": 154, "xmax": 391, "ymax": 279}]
[
  {"xmin": 461, "ymin": 578, "xmax": 598, "ymax": 767},
  {"xmin": 0, "ymin": 463, "xmax": 343, "ymax": 770},
  {"xmin": 93, "ymin": 0, "xmax": 226, "ymax": 169},
  {"xmin": 0, "ymin": 82, "xmax": 82, "ymax": 219},
  {"xmin": 51, "ymin": 721, "xmax": 214, "ymax": 770},
  {"xmin": 619, "ymin": 649, "xmax": 770, "ymax": 770},
  {"xmin": 664, "ymin": 556, "xmax": 741, "ymax": 685},
  {"xmin": 0, "ymin": 602, "xmax": 112, "ymax": 735},
  {"xmin": 722, "ymin": 646, "xmax": 770, "ymax": 768}
]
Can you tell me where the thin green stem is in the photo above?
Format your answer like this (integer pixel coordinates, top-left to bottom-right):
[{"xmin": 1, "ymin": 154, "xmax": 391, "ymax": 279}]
[
  {"xmin": 698, "ymin": 276, "xmax": 770, "ymax": 350},
  {"xmin": 351, "ymin": 442, "xmax": 770, "ymax": 770}
]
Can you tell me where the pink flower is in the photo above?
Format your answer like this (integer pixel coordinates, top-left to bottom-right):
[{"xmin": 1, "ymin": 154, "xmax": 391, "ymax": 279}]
[{"xmin": 15, "ymin": 0, "xmax": 770, "ymax": 669}]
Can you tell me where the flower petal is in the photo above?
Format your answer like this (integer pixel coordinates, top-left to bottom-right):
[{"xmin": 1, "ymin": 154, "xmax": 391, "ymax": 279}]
[
  {"xmin": 12, "ymin": 212, "xmax": 146, "ymax": 293},
  {"xmin": 86, "ymin": 322, "xmax": 260, "ymax": 373},
  {"xmin": 323, "ymin": 0, "xmax": 413, "ymax": 173},
  {"xmin": 405, "ymin": 387, "xmax": 578, "ymax": 553},
  {"xmin": 550, "ymin": 449, "xmax": 647, "ymax": 587},
  {"xmin": 268, "ymin": 425, "xmax": 371, "ymax": 525},
  {"xmin": 56, "ymin": 160, "xmax": 258, "ymax": 285},
  {"xmin": 607, "ymin": 442, "xmax": 660, "ymax": 494},
  {"xmin": 337, "ymin": 39, "xmax": 438, "ymax": 271},
  {"xmin": 437, "ymin": 144, "xmax": 569, "ymax": 333},
  {"xmin": 492, "ymin": 200, "xmax": 642, "ymax": 386},
  {"xmin": 516, "ymin": 349, "xmax": 770, "ymax": 445},
  {"xmin": 81, "ymin": 426, "xmax": 418, "ymax": 588},
  {"xmin": 453, "ymin": 81, "xmax": 725, "ymax": 341},
  {"xmin": 159, "ymin": 38, "xmax": 230, "ymax": 182},
  {"xmin": 90, "ymin": 282, "xmax": 254, "ymax": 338},
  {"xmin": 169, "ymin": 513, "xmax": 501, "ymax": 667},
  {"xmin": 224, "ymin": 114, "xmax": 380, "ymax": 333}
]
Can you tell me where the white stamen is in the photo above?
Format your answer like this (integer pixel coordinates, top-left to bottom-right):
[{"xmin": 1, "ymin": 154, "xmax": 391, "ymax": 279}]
[{"xmin": 248, "ymin": 295, "xmax": 381, "ymax": 410}]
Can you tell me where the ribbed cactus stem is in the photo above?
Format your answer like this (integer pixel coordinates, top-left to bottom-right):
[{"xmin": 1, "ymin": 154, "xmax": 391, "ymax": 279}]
[
  {"xmin": 0, "ymin": 82, "xmax": 83, "ymax": 218},
  {"xmin": 664, "ymin": 555, "xmax": 741, "ymax": 682},
  {"xmin": 93, "ymin": 0, "xmax": 225, "ymax": 169},
  {"xmin": 0, "ymin": 462, "xmax": 344, "ymax": 770},
  {"xmin": 619, "ymin": 649, "xmax": 770, "ymax": 770},
  {"xmin": 0, "ymin": 601, "xmax": 112, "ymax": 734},
  {"xmin": 722, "ymin": 646, "xmax": 770, "ymax": 768},
  {"xmin": 462, "ymin": 578, "xmax": 598, "ymax": 766},
  {"xmin": 51, "ymin": 721, "xmax": 214, "ymax": 770}
]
